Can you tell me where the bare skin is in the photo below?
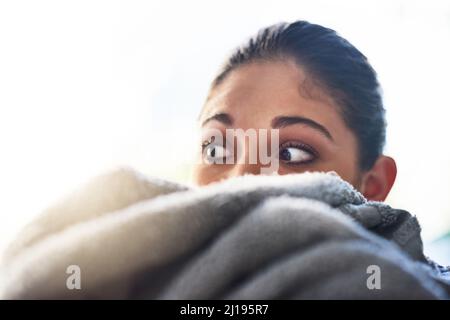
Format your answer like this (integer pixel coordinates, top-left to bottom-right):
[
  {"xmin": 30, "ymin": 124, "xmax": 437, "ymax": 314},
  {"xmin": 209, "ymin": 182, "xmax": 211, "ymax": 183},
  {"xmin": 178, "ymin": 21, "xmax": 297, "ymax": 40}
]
[{"xmin": 192, "ymin": 60, "xmax": 396, "ymax": 201}]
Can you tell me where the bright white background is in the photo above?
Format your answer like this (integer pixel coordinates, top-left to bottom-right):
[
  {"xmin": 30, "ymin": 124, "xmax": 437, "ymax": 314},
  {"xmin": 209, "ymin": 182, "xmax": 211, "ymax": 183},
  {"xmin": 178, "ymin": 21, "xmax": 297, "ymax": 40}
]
[{"xmin": 1, "ymin": 0, "xmax": 449, "ymax": 261}]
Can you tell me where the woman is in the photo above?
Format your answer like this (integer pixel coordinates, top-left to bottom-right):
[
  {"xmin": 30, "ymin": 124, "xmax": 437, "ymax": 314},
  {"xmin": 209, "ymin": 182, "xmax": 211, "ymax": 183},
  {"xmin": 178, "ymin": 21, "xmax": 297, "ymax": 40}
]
[
  {"xmin": 2, "ymin": 20, "xmax": 449, "ymax": 300},
  {"xmin": 193, "ymin": 20, "xmax": 396, "ymax": 202}
]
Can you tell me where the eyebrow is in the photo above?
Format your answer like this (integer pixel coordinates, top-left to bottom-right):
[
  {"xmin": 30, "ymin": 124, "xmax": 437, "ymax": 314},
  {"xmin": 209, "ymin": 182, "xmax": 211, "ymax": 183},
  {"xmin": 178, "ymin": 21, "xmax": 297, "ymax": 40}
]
[
  {"xmin": 201, "ymin": 112, "xmax": 334, "ymax": 141},
  {"xmin": 201, "ymin": 112, "xmax": 233, "ymax": 127},
  {"xmin": 271, "ymin": 116, "xmax": 334, "ymax": 141}
]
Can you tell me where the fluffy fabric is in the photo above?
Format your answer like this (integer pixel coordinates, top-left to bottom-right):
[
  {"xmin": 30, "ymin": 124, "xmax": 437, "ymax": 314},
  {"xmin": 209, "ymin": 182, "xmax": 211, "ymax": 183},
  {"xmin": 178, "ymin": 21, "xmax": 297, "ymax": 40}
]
[{"xmin": 0, "ymin": 167, "xmax": 449, "ymax": 299}]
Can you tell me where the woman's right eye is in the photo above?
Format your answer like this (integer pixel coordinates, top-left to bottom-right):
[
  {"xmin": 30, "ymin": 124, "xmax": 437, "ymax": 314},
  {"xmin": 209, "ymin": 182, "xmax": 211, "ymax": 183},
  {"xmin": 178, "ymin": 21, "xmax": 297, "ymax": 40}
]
[{"xmin": 202, "ymin": 142, "xmax": 231, "ymax": 164}]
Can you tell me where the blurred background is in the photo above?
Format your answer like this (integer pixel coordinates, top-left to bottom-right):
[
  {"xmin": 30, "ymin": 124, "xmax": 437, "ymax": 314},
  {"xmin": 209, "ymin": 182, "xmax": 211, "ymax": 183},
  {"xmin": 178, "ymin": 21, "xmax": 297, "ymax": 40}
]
[{"xmin": 0, "ymin": 0, "xmax": 449, "ymax": 264}]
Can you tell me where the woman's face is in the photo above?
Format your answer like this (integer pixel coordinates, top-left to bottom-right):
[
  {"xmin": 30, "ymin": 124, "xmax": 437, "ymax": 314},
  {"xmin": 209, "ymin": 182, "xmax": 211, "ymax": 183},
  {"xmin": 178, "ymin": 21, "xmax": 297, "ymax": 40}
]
[{"xmin": 192, "ymin": 59, "xmax": 362, "ymax": 188}]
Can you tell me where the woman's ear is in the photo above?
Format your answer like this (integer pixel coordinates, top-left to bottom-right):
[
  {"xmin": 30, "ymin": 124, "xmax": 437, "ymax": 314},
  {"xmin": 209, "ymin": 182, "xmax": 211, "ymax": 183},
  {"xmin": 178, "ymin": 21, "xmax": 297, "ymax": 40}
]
[{"xmin": 360, "ymin": 155, "xmax": 397, "ymax": 201}]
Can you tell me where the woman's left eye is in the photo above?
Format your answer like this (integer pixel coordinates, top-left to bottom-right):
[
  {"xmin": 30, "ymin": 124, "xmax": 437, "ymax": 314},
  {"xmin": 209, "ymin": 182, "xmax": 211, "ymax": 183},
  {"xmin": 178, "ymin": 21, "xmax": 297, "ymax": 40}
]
[{"xmin": 279, "ymin": 142, "xmax": 317, "ymax": 165}]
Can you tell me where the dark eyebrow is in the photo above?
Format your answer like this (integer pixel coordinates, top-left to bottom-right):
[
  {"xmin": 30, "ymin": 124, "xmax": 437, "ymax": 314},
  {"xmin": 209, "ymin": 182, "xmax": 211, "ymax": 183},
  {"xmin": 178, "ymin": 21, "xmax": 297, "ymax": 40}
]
[
  {"xmin": 201, "ymin": 112, "xmax": 233, "ymax": 127},
  {"xmin": 271, "ymin": 116, "xmax": 334, "ymax": 141}
]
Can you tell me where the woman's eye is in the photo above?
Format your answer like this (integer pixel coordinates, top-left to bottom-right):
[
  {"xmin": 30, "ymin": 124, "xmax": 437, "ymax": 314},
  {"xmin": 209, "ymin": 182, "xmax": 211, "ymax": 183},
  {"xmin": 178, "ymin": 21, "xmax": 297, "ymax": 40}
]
[
  {"xmin": 279, "ymin": 143, "xmax": 316, "ymax": 165},
  {"xmin": 202, "ymin": 142, "xmax": 231, "ymax": 164}
]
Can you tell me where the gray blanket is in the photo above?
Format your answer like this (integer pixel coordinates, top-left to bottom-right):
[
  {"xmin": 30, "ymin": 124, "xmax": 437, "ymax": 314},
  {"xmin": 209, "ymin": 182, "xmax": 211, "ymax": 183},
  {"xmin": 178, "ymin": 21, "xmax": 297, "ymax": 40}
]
[{"xmin": 1, "ymin": 168, "xmax": 449, "ymax": 299}]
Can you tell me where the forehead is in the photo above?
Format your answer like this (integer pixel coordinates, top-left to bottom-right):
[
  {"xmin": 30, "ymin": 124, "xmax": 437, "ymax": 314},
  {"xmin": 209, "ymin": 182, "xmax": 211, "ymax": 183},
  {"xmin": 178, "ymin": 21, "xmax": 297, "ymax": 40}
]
[{"xmin": 202, "ymin": 60, "xmax": 344, "ymax": 132}]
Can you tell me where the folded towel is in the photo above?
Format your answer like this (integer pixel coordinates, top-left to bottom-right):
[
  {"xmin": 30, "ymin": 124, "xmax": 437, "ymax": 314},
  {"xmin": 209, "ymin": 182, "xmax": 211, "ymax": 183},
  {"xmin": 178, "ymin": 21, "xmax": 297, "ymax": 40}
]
[{"xmin": 1, "ymin": 168, "xmax": 449, "ymax": 299}]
